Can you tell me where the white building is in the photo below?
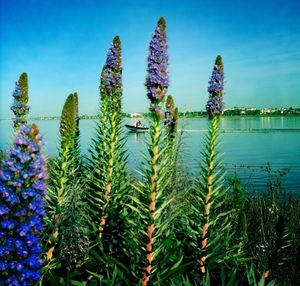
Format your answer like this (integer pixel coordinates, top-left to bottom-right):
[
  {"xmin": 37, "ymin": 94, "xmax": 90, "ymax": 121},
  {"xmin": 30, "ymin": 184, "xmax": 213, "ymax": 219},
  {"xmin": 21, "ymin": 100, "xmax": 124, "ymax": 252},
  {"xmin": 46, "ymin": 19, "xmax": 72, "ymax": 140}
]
[{"xmin": 130, "ymin": 112, "xmax": 142, "ymax": 118}]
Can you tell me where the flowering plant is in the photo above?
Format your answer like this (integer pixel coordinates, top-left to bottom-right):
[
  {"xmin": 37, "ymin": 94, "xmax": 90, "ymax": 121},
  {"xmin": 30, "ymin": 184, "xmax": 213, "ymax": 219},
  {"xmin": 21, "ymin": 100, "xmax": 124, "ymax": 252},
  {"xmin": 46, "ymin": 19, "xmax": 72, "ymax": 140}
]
[
  {"xmin": 206, "ymin": 55, "xmax": 224, "ymax": 118},
  {"xmin": 0, "ymin": 124, "xmax": 45, "ymax": 285},
  {"xmin": 145, "ymin": 17, "xmax": 169, "ymax": 117},
  {"xmin": 11, "ymin": 73, "xmax": 30, "ymax": 128}
]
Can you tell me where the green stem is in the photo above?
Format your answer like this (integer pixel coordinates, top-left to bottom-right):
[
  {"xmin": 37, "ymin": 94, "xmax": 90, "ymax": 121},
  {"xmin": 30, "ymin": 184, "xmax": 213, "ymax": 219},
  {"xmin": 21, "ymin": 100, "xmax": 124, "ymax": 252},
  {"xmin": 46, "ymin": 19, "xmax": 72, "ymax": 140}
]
[
  {"xmin": 99, "ymin": 110, "xmax": 118, "ymax": 237},
  {"xmin": 143, "ymin": 115, "xmax": 160, "ymax": 286},
  {"xmin": 46, "ymin": 144, "xmax": 71, "ymax": 261},
  {"xmin": 66, "ymin": 269, "xmax": 70, "ymax": 286},
  {"xmin": 199, "ymin": 116, "xmax": 219, "ymax": 273}
]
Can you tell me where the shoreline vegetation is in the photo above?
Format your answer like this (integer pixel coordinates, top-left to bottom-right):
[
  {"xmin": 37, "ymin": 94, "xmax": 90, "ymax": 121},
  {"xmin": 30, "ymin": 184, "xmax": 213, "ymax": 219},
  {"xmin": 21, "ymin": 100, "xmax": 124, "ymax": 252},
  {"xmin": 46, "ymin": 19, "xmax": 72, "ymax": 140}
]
[{"xmin": 1, "ymin": 18, "xmax": 300, "ymax": 286}]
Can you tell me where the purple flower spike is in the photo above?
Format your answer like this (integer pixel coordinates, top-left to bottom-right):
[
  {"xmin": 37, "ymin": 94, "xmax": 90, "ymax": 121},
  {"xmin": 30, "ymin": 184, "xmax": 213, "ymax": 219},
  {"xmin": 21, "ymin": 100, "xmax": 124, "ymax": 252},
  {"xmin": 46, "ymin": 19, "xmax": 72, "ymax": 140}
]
[
  {"xmin": 103, "ymin": 36, "xmax": 122, "ymax": 95},
  {"xmin": 0, "ymin": 205, "xmax": 10, "ymax": 215},
  {"xmin": 145, "ymin": 17, "xmax": 169, "ymax": 108},
  {"xmin": 206, "ymin": 55, "xmax": 225, "ymax": 119},
  {"xmin": 0, "ymin": 124, "xmax": 45, "ymax": 285},
  {"xmin": 11, "ymin": 73, "xmax": 30, "ymax": 128}
]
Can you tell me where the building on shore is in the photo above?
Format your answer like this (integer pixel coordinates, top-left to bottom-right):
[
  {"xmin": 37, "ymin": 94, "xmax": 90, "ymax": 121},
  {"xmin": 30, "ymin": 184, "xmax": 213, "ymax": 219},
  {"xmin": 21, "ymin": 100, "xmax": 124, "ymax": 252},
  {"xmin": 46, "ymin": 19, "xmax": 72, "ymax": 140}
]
[
  {"xmin": 223, "ymin": 107, "xmax": 258, "ymax": 116},
  {"xmin": 130, "ymin": 112, "xmax": 142, "ymax": 118}
]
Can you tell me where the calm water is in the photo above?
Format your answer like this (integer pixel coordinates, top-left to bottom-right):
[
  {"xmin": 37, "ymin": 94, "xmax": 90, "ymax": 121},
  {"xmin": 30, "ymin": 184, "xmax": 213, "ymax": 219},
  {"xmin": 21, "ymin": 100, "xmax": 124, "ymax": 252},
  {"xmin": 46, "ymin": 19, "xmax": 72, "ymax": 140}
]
[{"xmin": 1, "ymin": 116, "xmax": 300, "ymax": 193}]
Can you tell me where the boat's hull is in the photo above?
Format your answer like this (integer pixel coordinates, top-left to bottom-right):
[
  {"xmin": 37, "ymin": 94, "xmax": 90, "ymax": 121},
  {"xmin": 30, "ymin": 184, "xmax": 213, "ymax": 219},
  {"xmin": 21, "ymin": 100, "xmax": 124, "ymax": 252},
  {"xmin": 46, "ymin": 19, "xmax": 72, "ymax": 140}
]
[{"xmin": 125, "ymin": 124, "xmax": 149, "ymax": 132}]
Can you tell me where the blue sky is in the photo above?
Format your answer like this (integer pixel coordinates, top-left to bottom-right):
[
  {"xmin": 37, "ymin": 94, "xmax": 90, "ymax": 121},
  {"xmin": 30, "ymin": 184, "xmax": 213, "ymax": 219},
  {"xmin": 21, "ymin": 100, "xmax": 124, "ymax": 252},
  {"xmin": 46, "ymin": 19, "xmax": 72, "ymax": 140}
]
[{"xmin": 1, "ymin": 0, "xmax": 300, "ymax": 118}]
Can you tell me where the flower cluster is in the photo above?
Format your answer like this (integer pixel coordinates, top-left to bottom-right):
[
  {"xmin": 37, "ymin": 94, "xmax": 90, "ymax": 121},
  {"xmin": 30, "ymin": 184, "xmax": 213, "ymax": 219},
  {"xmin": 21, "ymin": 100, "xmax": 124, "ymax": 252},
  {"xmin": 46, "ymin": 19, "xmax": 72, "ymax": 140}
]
[
  {"xmin": 0, "ymin": 124, "xmax": 45, "ymax": 285},
  {"xmin": 103, "ymin": 36, "xmax": 122, "ymax": 94},
  {"xmin": 11, "ymin": 73, "xmax": 30, "ymax": 128},
  {"xmin": 145, "ymin": 17, "xmax": 169, "ymax": 117},
  {"xmin": 206, "ymin": 55, "xmax": 224, "ymax": 118}
]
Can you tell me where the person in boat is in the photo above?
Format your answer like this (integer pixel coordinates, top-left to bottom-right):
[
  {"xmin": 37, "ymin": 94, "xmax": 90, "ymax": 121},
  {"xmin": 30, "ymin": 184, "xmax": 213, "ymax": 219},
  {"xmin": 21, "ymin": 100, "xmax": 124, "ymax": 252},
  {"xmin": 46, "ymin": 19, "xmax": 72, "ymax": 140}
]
[{"xmin": 135, "ymin": 120, "xmax": 141, "ymax": 127}]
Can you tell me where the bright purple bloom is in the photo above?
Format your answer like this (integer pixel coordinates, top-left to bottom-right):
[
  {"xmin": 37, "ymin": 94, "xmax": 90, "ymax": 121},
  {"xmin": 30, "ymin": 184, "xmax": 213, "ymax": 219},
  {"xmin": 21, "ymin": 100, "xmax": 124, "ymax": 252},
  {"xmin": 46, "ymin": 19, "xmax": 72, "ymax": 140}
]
[
  {"xmin": 11, "ymin": 178, "xmax": 25, "ymax": 187},
  {"xmin": 15, "ymin": 239, "xmax": 24, "ymax": 248},
  {"xmin": 17, "ymin": 223, "xmax": 30, "ymax": 237},
  {"xmin": 25, "ymin": 234, "xmax": 39, "ymax": 247},
  {"xmin": 25, "ymin": 270, "xmax": 41, "ymax": 281},
  {"xmin": 0, "ymin": 230, "xmax": 6, "ymax": 239},
  {"xmin": 0, "ymin": 245, "xmax": 10, "ymax": 257},
  {"xmin": 12, "ymin": 83, "xmax": 22, "ymax": 98},
  {"xmin": 20, "ymin": 169, "xmax": 35, "ymax": 179},
  {"xmin": 26, "ymin": 255, "xmax": 42, "ymax": 268},
  {"xmin": 1, "ymin": 219, "xmax": 17, "ymax": 230},
  {"xmin": 30, "ymin": 245, "xmax": 41, "ymax": 254},
  {"xmin": 15, "ymin": 135, "xmax": 30, "ymax": 146},
  {"xmin": 0, "ymin": 260, "xmax": 8, "ymax": 270},
  {"xmin": 3, "ymin": 158, "xmax": 16, "ymax": 166},
  {"xmin": 14, "ymin": 208, "xmax": 27, "ymax": 217},
  {"xmin": 21, "ymin": 188, "xmax": 36, "ymax": 199},
  {"xmin": 4, "ymin": 191, "xmax": 20, "ymax": 206},
  {"xmin": 9, "ymin": 163, "xmax": 24, "ymax": 172},
  {"xmin": 32, "ymin": 181, "xmax": 45, "ymax": 192},
  {"xmin": 20, "ymin": 125, "xmax": 31, "ymax": 134},
  {"xmin": 29, "ymin": 156, "xmax": 43, "ymax": 169},
  {"xmin": 16, "ymin": 262, "xmax": 25, "ymax": 272},
  {"xmin": 0, "ymin": 185, "xmax": 11, "ymax": 198},
  {"xmin": 0, "ymin": 205, "xmax": 10, "ymax": 215},
  {"xmin": 11, "ymin": 74, "xmax": 30, "ymax": 128},
  {"xmin": 0, "ymin": 124, "xmax": 45, "ymax": 285},
  {"xmin": 145, "ymin": 17, "xmax": 169, "ymax": 115},
  {"xmin": 206, "ymin": 55, "xmax": 225, "ymax": 118},
  {"xmin": 103, "ymin": 36, "xmax": 122, "ymax": 94},
  {"xmin": 0, "ymin": 170, "xmax": 13, "ymax": 181}
]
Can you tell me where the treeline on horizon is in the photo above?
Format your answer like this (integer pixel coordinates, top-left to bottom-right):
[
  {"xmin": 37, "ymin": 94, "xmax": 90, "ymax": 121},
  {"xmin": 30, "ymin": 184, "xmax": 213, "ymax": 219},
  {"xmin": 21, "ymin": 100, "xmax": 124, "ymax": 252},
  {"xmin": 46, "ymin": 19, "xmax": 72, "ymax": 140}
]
[
  {"xmin": 1, "ymin": 17, "xmax": 300, "ymax": 286},
  {"xmin": 13, "ymin": 106, "xmax": 300, "ymax": 121}
]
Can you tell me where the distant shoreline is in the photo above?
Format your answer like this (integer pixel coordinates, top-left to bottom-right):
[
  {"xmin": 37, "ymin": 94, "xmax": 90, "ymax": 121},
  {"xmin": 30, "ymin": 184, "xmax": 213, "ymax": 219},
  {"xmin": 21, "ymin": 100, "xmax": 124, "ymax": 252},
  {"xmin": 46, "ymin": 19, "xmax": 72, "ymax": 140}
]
[{"xmin": 1, "ymin": 112, "xmax": 300, "ymax": 121}]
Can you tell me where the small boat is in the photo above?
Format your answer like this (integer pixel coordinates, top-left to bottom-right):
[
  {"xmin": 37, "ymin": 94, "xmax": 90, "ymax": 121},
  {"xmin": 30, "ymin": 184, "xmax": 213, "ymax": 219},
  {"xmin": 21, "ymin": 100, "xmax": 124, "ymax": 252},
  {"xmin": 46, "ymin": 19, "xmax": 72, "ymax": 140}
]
[{"xmin": 125, "ymin": 124, "xmax": 149, "ymax": 132}]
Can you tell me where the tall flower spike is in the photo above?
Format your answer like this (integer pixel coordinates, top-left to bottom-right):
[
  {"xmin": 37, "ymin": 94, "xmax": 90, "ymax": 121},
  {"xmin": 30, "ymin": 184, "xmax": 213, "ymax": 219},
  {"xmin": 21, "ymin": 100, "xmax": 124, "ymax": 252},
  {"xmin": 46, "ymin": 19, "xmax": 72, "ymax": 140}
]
[
  {"xmin": 102, "ymin": 36, "xmax": 122, "ymax": 112},
  {"xmin": 145, "ymin": 17, "xmax": 169, "ymax": 118},
  {"xmin": 206, "ymin": 55, "xmax": 224, "ymax": 119},
  {"xmin": 44, "ymin": 92, "xmax": 81, "ymax": 270},
  {"xmin": 142, "ymin": 17, "xmax": 170, "ymax": 286},
  {"xmin": 60, "ymin": 93, "xmax": 77, "ymax": 148},
  {"xmin": 86, "ymin": 36, "xmax": 133, "ymax": 281},
  {"xmin": 11, "ymin": 73, "xmax": 30, "ymax": 128},
  {"xmin": 195, "ymin": 55, "xmax": 239, "ymax": 274},
  {"xmin": 165, "ymin": 95, "xmax": 174, "ymax": 121},
  {"xmin": 0, "ymin": 124, "xmax": 45, "ymax": 285}
]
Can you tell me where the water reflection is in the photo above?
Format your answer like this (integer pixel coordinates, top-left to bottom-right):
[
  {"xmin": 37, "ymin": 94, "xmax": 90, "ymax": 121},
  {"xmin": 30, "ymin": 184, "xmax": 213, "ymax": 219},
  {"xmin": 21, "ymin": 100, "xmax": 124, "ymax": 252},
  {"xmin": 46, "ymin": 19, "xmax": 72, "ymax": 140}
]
[
  {"xmin": 134, "ymin": 132, "xmax": 142, "ymax": 142},
  {"xmin": 126, "ymin": 130, "xmax": 147, "ymax": 142}
]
